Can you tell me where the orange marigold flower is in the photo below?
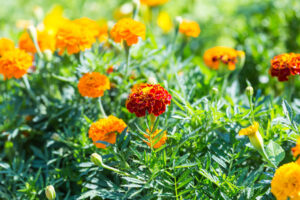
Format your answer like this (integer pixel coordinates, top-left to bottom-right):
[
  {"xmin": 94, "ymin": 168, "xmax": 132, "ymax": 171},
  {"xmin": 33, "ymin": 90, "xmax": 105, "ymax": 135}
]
[
  {"xmin": 19, "ymin": 30, "xmax": 56, "ymax": 54},
  {"xmin": 56, "ymin": 20, "xmax": 96, "ymax": 55},
  {"xmin": 110, "ymin": 18, "xmax": 146, "ymax": 46},
  {"xmin": 269, "ymin": 53, "xmax": 300, "ymax": 82},
  {"xmin": 77, "ymin": 72, "xmax": 110, "ymax": 98},
  {"xmin": 271, "ymin": 162, "xmax": 300, "ymax": 200},
  {"xmin": 144, "ymin": 129, "xmax": 167, "ymax": 149},
  {"xmin": 292, "ymin": 138, "xmax": 300, "ymax": 159},
  {"xmin": 140, "ymin": 0, "xmax": 169, "ymax": 6},
  {"xmin": 179, "ymin": 20, "xmax": 200, "ymax": 38},
  {"xmin": 0, "ymin": 48, "xmax": 33, "ymax": 80},
  {"xmin": 0, "ymin": 38, "xmax": 15, "ymax": 57},
  {"xmin": 204, "ymin": 46, "xmax": 245, "ymax": 71},
  {"xmin": 126, "ymin": 83, "xmax": 172, "ymax": 117},
  {"xmin": 88, "ymin": 115, "xmax": 127, "ymax": 149}
]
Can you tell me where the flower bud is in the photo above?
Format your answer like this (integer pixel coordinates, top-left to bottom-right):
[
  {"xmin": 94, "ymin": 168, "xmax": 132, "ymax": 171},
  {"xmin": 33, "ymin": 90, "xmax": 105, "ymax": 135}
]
[
  {"xmin": 212, "ymin": 87, "xmax": 219, "ymax": 96},
  {"xmin": 148, "ymin": 76, "xmax": 157, "ymax": 84},
  {"xmin": 33, "ymin": 6, "xmax": 44, "ymax": 21},
  {"xmin": 90, "ymin": 153, "xmax": 103, "ymax": 167},
  {"xmin": 246, "ymin": 86, "xmax": 254, "ymax": 97},
  {"xmin": 239, "ymin": 122, "xmax": 264, "ymax": 154},
  {"xmin": 45, "ymin": 185, "xmax": 56, "ymax": 200},
  {"xmin": 43, "ymin": 49, "xmax": 53, "ymax": 62},
  {"xmin": 27, "ymin": 25, "xmax": 38, "ymax": 45},
  {"xmin": 51, "ymin": 133, "xmax": 60, "ymax": 141}
]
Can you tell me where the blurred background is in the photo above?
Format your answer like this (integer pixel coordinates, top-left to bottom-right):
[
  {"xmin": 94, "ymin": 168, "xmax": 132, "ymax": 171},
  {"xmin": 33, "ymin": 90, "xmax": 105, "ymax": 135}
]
[{"xmin": 1, "ymin": 0, "xmax": 300, "ymax": 95}]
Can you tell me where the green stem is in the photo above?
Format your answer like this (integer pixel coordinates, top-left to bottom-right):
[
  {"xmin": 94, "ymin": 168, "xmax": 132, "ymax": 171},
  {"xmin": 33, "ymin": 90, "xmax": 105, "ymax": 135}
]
[
  {"xmin": 98, "ymin": 97, "xmax": 107, "ymax": 118},
  {"xmin": 22, "ymin": 76, "xmax": 38, "ymax": 105}
]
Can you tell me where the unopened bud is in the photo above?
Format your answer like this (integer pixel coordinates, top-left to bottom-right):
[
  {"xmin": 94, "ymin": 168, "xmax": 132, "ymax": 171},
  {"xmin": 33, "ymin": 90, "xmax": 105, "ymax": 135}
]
[
  {"xmin": 91, "ymin": 153, "xmax": 103, "ymax": 167},
  {"xmin": 33, "ymin": 6, "xmax": 44, "ymax": 21},
  {"xmin": 212, "ymin": 87, "xmax": 219, "ymax": 96},
  {"xmin": 51, "ymin": 133, "xmax": 60, "ymax": 141},
  {"xmin": 148, "ymin": 76, "xmax": 157, "ymax": 84},
  {"xmin": 27, "ymin": 25, "xmax": 38, "ymax": 45},
  {"xmin": 43, "ymin": 49, "xmax": 53, "ymax": 62},
  {"xmin": 45, "ymin": 185, "xmax": 56, "ymax": 200},
  {"xmin": 246, "ymin": 86, "xmax": 254, "ymax": 97}
]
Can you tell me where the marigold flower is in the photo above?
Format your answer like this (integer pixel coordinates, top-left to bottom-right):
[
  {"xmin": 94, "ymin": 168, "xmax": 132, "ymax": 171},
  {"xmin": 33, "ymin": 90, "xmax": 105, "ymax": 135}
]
[
  {"xmin": 110, "ymin": 18, "xmax": 146, "ymax": 46},
  {"xmin": 126, "ymin": 83, "xmax": 172, "ymax": 117},
  {"xmin": 239, "ymin": 122, "xmax": 264, "ymax": 153},
  {"xmin": 144, "ymin": 129, "xmax": 167, "ymax": 149},
  {"xmin": 56, "ymin": 20, "xmax": 96, "ymax": 55},
  {"xmin": 43, "ymin": 5, "xmax": 68, "ymax": 36},
  {"xmin": 88, "ymin": 115, "xmax": 127, "ymax": 149},
  {"xmin": 0, "ymin": 48, "xmax": 33, "ymax": 80},
  {"xmin": 179, "ymin": 20, "xmax": 200, "ymax": 38},
  {"xmin": 140, "ymin": 0, "xmax": 169, "ymax": 6},
  {"xmin": 292, "ymin": 138, "xmax": 300, "ymax": 159},
  {"xmin": 157, "ymin": 11, "xmax": 173, "ymax": 33},
  {"xmin": 271, "ymin": 162, "xmax": 300, "ymax": 200},
  {"xmin": 19, "ymin": 30, "xmax": 56, "ymax": 54},
  {"xmin": 203, "ymin": 46, "xmax": 245, "ymax": 71},
  {"xmin": 269, "ymin": 53, "xmax": 300, "ymax": 82},
  {"xmin": 0, "ymin": 38, "xmax": 15, "ymax": 57},
  {"xmin": 77, "ymin": 72, "xmax": 110, "ymax": 98}
]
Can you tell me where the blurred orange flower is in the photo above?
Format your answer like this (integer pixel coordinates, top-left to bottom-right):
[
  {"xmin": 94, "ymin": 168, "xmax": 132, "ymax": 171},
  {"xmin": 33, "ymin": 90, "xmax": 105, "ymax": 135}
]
[
  {"xmin": 140, "ymin": 0, "xmax": 169, "ymax": 6},
  {"xmin": 0, "ymin": 38, "xmax": 15, "ymax": 57},
  {"xmin": 144, "ymin": 129, "xmax": 167, "ymax": 149},
  {"xmin": 204, "ymin": 46, "xmax": 245, "ymax": 71},
  {"xmin": 269, "ymin": 53, "xmax": 300, "ymax": 82},
  {"xmin": 126, "ymin": 83, "xmax": 172, "ymax": 117},
  {"xmin": 110, "ymin": 18, "xmax": 146, "ymax": 46},
  {"xmin": 292, "ymin": 138, "xmax": 300, "ymax": 159},
  {"xmin": 179, "ymin": 20, "xmax": 200, "ymax": 38},
  {"xmin": 19, "ymin": 30, "xmax": 56, "ymax": 54},
  {"xmin": 89, "ymin": 115, "xmax": 127, "ymax": 149},
  {"xmin": 0, "ymin": 48, "xmax": 33, "ymax": 80},
  {"xmin": 77, "ymin": 72, "xmax": 110, "ymax": 98},
  {"xmin": 56, "ymin": 20, "xmax": 96, "ymax": 55}
]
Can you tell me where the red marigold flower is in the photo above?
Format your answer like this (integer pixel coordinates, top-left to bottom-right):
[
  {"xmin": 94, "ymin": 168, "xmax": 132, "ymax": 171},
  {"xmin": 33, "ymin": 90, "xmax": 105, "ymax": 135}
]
[
  {"xmin": 126, "ymin": 83, "xmax": 172, "ymax": 117},
  {"xmin": 88, "ymin": 115, "xmax": 127, "ymax": 149},
  {"xmin": 269, "ymin": 53, "xmax": 300, "ymax": 82}
]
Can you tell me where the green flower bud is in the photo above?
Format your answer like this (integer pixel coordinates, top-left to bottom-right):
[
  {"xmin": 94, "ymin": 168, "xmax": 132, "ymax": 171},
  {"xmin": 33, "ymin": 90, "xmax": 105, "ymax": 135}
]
[
  {"xmin": 43, "ymin": 49, "xmax": 53, "ymax": 62},
  {"xmin": 246, "ymin": 86, "xmax": 254, "ymax": 97},
  {"xmin": 91, "ymin": 153, "xmax": 103, "ymax": 167},
  {"xmin": 212, "ymin": 87, "xmax": 219, "ymax": 96},
  {"xmin": 45, "ymin": 185, "xmax": 56, "ymax": 200}
]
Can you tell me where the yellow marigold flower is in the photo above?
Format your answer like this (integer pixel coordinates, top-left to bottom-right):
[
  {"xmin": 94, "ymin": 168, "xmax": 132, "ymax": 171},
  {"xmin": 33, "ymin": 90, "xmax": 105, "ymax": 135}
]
[
  {"xmin": 110, "ymin": 18, "xmax": 146, "ymax": 46},
  {"xmin": 0, "ymin": 38, "xmax": 15, "ymax": 57},
  {"xmin": 204, "ymin": 46, "xmax": 245, "ymax": 71},
  {"xmin": 179, "ymin": 20, "xmax": 200, "ymax": 38},
  {"xmin": 271, "ymin": 162, "xmax": 300, "ymax": 200},
  {"xmin": 19, "ymin": 30, "xmax": 56, "ymax": 54},
  {"xmin": 239, "ymin": 122, "xmax": 264, "ymax": 153},
  {"xmin": 56, "ymin": 20, "xmax": 96, "ymax": 55},
  {"xmin": 157, "ymin": 11, "xmax": 173, "ymax": 33},
  {"xmin": 89, "ymin": 115, "xmax": 127, "ymax": 149},
  {"xmin": 0, "ymin": 48, "xmax": 32, "ymax": 80},
  {"xmin": 140, "ymin": 0, "xmax": 169, "ymax": 6},
  {"xmin": 43, "ymin": 5, "xmax": 68, "ymax": 36},
  {"xmin": 77, "ymin": 72, "xmax": 110, "ymax": 98},
  {"xmin": 144, "ymin": 129, "xmax": 167, "ymax": 149}
]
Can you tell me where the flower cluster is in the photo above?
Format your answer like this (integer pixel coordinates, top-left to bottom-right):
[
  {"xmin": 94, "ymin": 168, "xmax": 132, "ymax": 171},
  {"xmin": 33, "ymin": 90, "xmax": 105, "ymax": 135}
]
[
  {"xmin": 88, "ymin": 115, "xmax": 127, "ymax": 149},
  {"xmin": 269, "ymin": 53, "xmax": 300, "ymax": 82},
  {"xmin": 0, "ymin": 38, "xmax": 15, "ymax": 57},
  {"xmin": 179, "ymin": 20, "xmax": 201, "ymax": 38},
  {"xmin": 126, "ymin": 83, "xmax": 172, "ymax": 117},
  {"xmin": 271, "ymin": 162, "xmax": 300, "ymax": 200},
  {"xmin": 140, "ymin": 0, "xmax": 169, "ymax": 6},
  {"xmin": 77, "ymin": 72, "xmax": 110, "ymax": 98},
  {"xmin": 110, "ymin": 18, "xmax": 146, "ymax": 46},
  {"xmin": 144, "ymin": 129, "xmax": 167, "ymax": 149},
  {"xmin": 0, "ymin": 48, "xmax": 33, "ymax": 80},
  {"xmin": 203, "ymin": 46, "xmax": 245, "ymax": 70}
]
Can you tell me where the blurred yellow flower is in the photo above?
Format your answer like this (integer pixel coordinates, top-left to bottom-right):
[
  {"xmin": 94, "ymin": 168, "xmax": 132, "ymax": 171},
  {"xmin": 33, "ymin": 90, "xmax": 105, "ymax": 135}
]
[
  {"xmin": 140, "ymin": 0, "xmax": 169, "ymax": 6},
  {"xmin": 16, "ymin": 20, "xmax": 33, "ymax": 29},
  {"xmin": 157, "ymin": 11, "xmax": 173, "ymax": 33},
  {"xmin": 0, "ymin": 38, "xmax": 15, "ymax": 57},
  {"xmin": 43, "ymin": 5, "xmax": 68, "ymax": 36},
  {"xmin": 179, "ymin": 19, "xmax": 200, "ymax": 38}
]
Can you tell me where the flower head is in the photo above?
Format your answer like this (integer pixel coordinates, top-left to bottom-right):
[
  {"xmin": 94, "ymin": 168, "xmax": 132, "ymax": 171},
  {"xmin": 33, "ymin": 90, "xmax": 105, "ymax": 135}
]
[
  {"xmin": 110, "ymin": 18, "xmax": 146, "ymax": 46},
  {"xmin": 126, "ymin": 83, "xmax": 172, "ymax": 117},
  {"xmin": 0, "ymin": 38, "xmax": 15, "ymax": 57},
  {"xmin": 239, "ymin": 122, "xmax": 259, "ymax": 136},
  {"xmin": 271, "ymin": 162, "xmax": 300, "ymax": 200},
  {"xmin": 269, "ymin": 53, "xmax": 300, "ymax": 82},
  {"xmin": 239, "ymin": 122, "xmax": 264, "ymax": 153},
  {"xmin": 43, "ymin": 5, "xmax": 68, "ymax": 36},
  {"xmin": 144, "ymin": 129, "xmax": 167, "ymax": 149},
  {"xmin": 77, "ymin": 72, "xmax": 110, "ymax": 98},
  {"xmin": 56, "ymin": 20, "xmax": 96, "ymax": 55},
  {"xmin": 45, "ymin": 185, "xmax": 56, "ymax": 200},
  {"xmin": 179, "ymin": 20, "xmax": 200, "ymax": 38},
  {"xmin": 0, "ymin": 48, "xmax": 33, "ymax": 80},
  {"xmin": 140, "ymin": 0, "xmax": 169, "ymax": 6},
  {"xmin": 157, "ymin": 11, "xmax": 173, "ymax": 33},
  {"xmin": 19, "ymin": 30, "xmax": 56, "ymax": 54},
  {"xmin": 88, "ymin": 115, "xmax": 127, "ymax": 149},
  {"xmin": 204, "ymin": 46, "xmax": 245, "ymax": 71}
]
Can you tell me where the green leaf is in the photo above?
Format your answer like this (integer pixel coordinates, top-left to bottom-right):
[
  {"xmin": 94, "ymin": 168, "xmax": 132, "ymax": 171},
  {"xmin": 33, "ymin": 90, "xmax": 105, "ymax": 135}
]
[{"xmin": 265, "ymin": 140, "xmax": 285, "ymax": 167}]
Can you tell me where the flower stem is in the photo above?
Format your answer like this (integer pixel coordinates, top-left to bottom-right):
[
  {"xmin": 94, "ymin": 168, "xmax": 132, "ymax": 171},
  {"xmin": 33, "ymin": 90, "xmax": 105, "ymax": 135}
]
[
  {"xmin": 98, "ymin": 97, "xmax": 107, "ymax": 118},
  {"xmin": 22, "ymin": 76, "xmax": 38, "ymax": 105},
  {"xmin": 124, "ymin": 41, "xmax": 131, "ymax": 79}
]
